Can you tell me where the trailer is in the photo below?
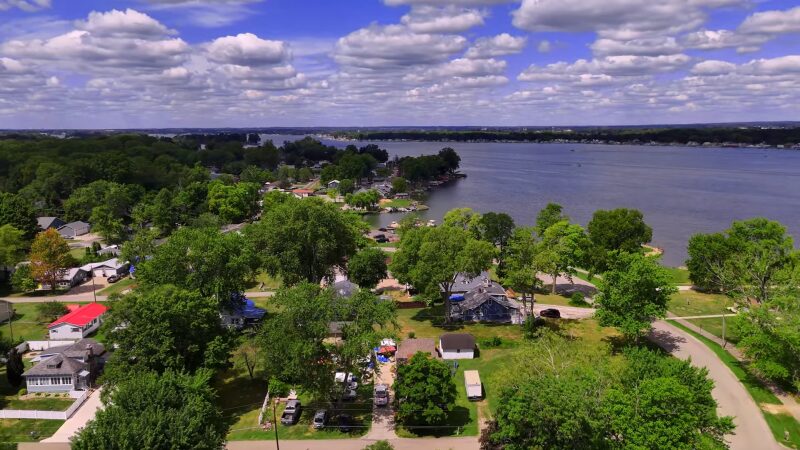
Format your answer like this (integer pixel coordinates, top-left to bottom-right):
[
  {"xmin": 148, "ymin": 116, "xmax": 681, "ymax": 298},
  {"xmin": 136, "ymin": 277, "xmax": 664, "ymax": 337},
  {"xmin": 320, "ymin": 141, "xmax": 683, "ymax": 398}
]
[{"xmin": 464, "ymin": 370, "xmax": 483, "ymax": 400}]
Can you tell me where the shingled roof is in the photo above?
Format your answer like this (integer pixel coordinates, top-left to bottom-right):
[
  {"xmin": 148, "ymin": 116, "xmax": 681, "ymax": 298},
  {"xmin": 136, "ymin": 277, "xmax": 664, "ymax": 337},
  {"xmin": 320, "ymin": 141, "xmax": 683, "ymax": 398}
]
[{"xmin": 23, "ymin": 353, "xmax": 87, "ymax": 377}]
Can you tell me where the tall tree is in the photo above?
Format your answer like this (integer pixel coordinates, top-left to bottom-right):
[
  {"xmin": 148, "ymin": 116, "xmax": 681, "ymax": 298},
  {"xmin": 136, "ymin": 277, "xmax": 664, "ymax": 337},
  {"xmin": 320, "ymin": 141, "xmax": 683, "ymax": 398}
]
[
  {"xmin": 11, "ymin": 264, "xmax": 36, "ymax": 293},
  {"xmin": 245, "ymin": 198, "xmax": 365, "ymax": 285},
  {"xmin": 72, "ymin": 370, "xmax": 226, "ymax": 450},
  {"xmin": 0, "ymin": 193, "xmax": 37, "ymax": 239},
  {"xmin": 0, "ymin": 225, "xmax": 26, "ymax": 279},
  {"xmin": 442, "ymin": 207, "xmax": 481, "ymax": 236},
  {"xmin": 502, "ymin": 227, "xmax": 542, "ymax": 313},
  {"xmin": 207, "ymin": 181, "xmax": 260, "ymax": 223},
  {"xmin": 6, "ymin": 348, "xmax": 24, "ymax": 387},
  {"xmin": 476, "ymin": 212, "xmax": 515, "ymax": 275},
  {"xmin": 29, "ymin": 229, "xmax": 73, "ymax": 291},
  {"xmin": 394, "ymin": 353, "xmax": 457, "ymax": 427},
  {"xmin": 391, "ymin": 225, "xmax": 495, "ymax": 320},
  {"xmin": 535, "ymin": 202, "xmax": 567, "ymax": 238},
  {"xmin": 136, "ymin": 226, "xmax": 258, "ymax": 302},
  {"xmin": 537, "ymin": 220, "xmax": 588, "ymax": 294},
  {"xmin": 586, "ymin": 208, "xmax": 653, "ymax": 274},
  {"xmin": 686, "ymin": 232, "xmax": 734, "ymax": 292},
  {"xmin": 595, "ymin": 252, "xmax": 676, "ymax": 342},
  {"xmin": 438, "ymin": 147, "xmax": 461, "ymax": 174},
  {"xmin": 347, "ymin": 248, "xmax": 388, "ymax": 289},
  {"xmin": 102, "ymin": 285, "xmax": 232, "ymax": 380},
  {"xmin": 89, "ymin": 205, "xmax": 127, "ymax": 244}
]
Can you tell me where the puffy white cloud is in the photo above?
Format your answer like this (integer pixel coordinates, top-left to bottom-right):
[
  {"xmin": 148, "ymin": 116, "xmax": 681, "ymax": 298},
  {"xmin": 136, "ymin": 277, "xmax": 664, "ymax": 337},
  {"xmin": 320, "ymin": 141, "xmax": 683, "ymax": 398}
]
[
  {"xmin": 691, "ymin": 60, "xmax": 737, "ymax": 75},
  {"xmin": 519, "ymin": 54, "xmax": 692, "ymax": 81},
  {"xmin": 143, "ymin": 0, "xmax": 264, "ymax": 27},
  {"xmin": 76, "ymin": 9, "xmax": 175, "ymax": 39},
  {"xmin": 334, "ymin": 24, "xmax": 467, "ymax": 69},
  {"xmin": 206, "ymin": 33, "xmax": 290, "ymax": 66},
  {"xmin": 537, "ymin": 40, "xmax": 551, "ymax": 53},
  {"xmin": 401, "ymin": 6, "xmax": 486, "ymax": 34},
  {"xmin": 464, "ymin": 33, "xmax": 527, "ymax": 58},
  {"xmin": 0, "ymin": 57, "xmax": 29, "ymax": 74},
  {"xmin": 512, "ymin": 0, "xmax": 739, "ymax": 40},
  {"xmin": 591, "ymin": 37, "xmax": 682, "ymax": 56},
  {"xmin": 385, "ymin": 0, "xmax": 512, "ymax": 5},
  {"xmin": 0, "ymin": 0, "xmax": 49, "ymax": 12},
  {"xmin": 739, "ymin": 6, "xmax": 800, "ymax": 35},
  {"xmin": 434, "ymin": 57, "xmax": 506, "ymax": 77}
]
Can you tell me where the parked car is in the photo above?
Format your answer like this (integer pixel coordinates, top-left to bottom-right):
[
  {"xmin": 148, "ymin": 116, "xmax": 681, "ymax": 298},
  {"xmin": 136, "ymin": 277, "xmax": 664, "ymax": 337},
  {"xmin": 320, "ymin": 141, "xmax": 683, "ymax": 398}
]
[
  {"xmin": 375, "ymin": 236, "xmax": 388, "ymax": 243},
  {"xmin": 280, "ymin": 400, "xmax": 301, "ymax": 425},
  {"xmin": 343, "ymin": 387, "xmax": 358, "ymax": 401},
  {"xmin": 337, "ymin": 414, "xmax": 354, "ymax": 432},
  {"xmin": 312, "ymin": 410, "xmax": 328, "ymax": 429},
  {"xmin": 107, "ymin": 275, "xmax": 121, "ymax": 283},
  {"xmin": 539, "ymin": 308, "xmax": 561, "ymax": 319},
  {"xmin": 374, "ymin": 384, "xmax": 389, "ymax": 406}
]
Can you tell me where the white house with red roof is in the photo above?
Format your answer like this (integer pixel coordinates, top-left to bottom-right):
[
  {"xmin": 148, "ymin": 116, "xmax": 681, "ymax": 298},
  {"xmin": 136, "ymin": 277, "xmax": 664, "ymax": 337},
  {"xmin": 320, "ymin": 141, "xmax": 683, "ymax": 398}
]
[{"xmin": 48, "ymin": 303, "xmax": 108, "ymax": 340}]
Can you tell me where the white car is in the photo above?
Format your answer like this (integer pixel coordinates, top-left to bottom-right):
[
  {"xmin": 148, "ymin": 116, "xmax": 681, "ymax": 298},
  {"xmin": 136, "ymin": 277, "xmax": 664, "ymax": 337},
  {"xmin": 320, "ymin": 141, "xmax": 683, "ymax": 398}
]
[{"xmin": 374, "ymin": 384, "xmax": 389, "ymax": 406}]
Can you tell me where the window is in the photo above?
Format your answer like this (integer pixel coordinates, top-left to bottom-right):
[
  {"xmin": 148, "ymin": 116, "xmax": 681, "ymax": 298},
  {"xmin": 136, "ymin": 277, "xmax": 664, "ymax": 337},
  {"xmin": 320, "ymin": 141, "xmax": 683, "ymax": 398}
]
[
  {"xmin": 62, "ymin": 377, "xmax": 72, "ymax": 385},
  {"xmin": 71, "ymin": 327, "xmax": 80, "ymax": 332},
  {"xmin": 456, "ymin": 349, "xmax": 461, "ymax": 353},
  {"xmin": 51, "ymin": 377, "xmax": 60, "ymax": 385},
  {"xmin": 52, "ymin": 329, "xmax": 58, "ymax": 333}
]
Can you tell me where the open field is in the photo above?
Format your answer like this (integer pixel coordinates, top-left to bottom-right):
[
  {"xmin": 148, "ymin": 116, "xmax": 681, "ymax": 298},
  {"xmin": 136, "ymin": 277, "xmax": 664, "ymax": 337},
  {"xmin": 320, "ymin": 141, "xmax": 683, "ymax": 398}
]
[
  {"xmin": 664, "ymin": 267, "xmax": 692, "ymax": 285},
  {"xmin": 668, "ymin": 291, "xmax": 738, "ymax": 342},
  {"xmin": 395, "ymin": 306, "xmax": 523, "ymax": 342},
  {"xmin": 535, "ymin": 293, "xmax": 593, "ymax": 308},
  {"xmin": 97, "ymin": 277, "xmax": 136, "ymax": 296},
  {"xmin": 245, "ymin": 272, "xmax": 282, "ymax": 292},
  {"xmin": 0, "ymin": 418, "xmax": 64, "ymax": 445}
]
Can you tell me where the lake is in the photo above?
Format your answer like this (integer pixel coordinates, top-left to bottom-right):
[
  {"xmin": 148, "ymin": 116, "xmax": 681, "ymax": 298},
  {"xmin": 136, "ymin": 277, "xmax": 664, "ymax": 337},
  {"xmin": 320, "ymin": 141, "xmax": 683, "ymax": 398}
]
[{"xmin": 262, "ymin": 134, "xmax": 800, "ymax": 267}]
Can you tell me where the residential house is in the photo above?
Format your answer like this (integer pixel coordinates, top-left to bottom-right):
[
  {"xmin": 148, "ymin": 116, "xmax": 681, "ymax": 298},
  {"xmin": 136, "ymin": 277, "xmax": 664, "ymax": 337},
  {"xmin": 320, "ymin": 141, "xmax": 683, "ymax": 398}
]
[
  {"xmin": 220, "ymin": 298, "xmax": 266, "ymax": 329},
  {"xmin": 292, "ymin": 189, "xmax": 314, "ymax": 199},
  {"xmin": 37, "ymin": 217, "xmax": 65, "ymax": 231},
  {"xmin": 438, "ymin": 333, "xmax": 475, "ymax": 360},
  {"xmin": 397, "ymin": 338, "xmax": 438, "ymax": 364},
  {"xmin": 449, "ymin": 278, "xmax": 521, "ymax": 324},
  {"xmin": 394, "ymin": 192, "xmax": 410, "ymax": 200},
  {"xmin": 57, "ymin": 221, "xmax": 90, "ymax": 239},
  {"xmin": 447, "ymin": 271, "xmax": 493, "ymax": 296},
  {"xmin": 327, "ymin": 180, "xmax": 340, "ymax": 190},
  {"xmin": 332, "ymin": 279, "xmax": 357, "ymax": 299},
  {"xmin": 80, "ymin": 258, "xmax": 129, "ymax": 278},
  {"xmin": 0, "ymin": 299, "xmax": 13, "ymax": 323},
  {"xmin": 23, "ymin": 339, "xmax": 105, "ymax": 393},
  {"xmin": 97, "ymin": 245, "xmax": 121, "ymax": 257},
  {"xmin": 41, "ymin": 267, "xmax": 89, "ymax": 290},
  {"xmin": 48, "ymin": 303, "xmax": 108, "ymax": 340}
]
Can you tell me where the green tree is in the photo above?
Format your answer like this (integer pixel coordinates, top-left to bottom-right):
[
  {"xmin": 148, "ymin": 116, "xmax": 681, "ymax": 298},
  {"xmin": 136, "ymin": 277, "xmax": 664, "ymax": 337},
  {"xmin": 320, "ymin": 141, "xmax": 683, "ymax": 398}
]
[
  {"xmin": 261, "ymin": 190, "xmax": 294, "ymax": 215},
  {"xmin": 346, "ymin": 189, "xmax": 381, "ymax": 211},
  {"xmin": 586, "ymin": 208, "xmax": 653, "ymax": 274},
  {"xmin": 72, "ymin": 370, "xmax": 226, "ymax": 450},
  {"xmin": 390, "ymin": 224, "xmax": 494, "ymax": 320},
  {"xmin": 442, "ymin": 207, "xmax": 481, "ymax": 236},
  {"xmin": 35, "ymin": 302, "xmax": 68, "ymax": 323},
  {"xmin": 320, "ymin": 165, "xmax": 341, "ymax": 184},
  {"xmin": 207, "ymin": 181, "xmax": 260, "ymax": 223},
  {"xmin": 537, "ymin": 220, "xmax": 588, "ymax": 294},
  {"xmin": 348, "ymin": 248, "xmax": 388, "ymax": 289},
  {"xmin": 686, "ymin": 232, "xmax": 734, "ymax": 292},
  {"xmin": 338, "ymin": 178, "xmax": 355, "ymax": 195},
  {"xmin": 502, "ymin": 227, "xmax": 542, "ymax": 312},
  {"xmin": 535, "ymin": 202, "xmax": 567, "ymax": 238},
  {"xmin": 6, "ymin": 347, "xmax": 24, "ymax": 387},
  {"xmin": 0, "ymin": 192, "xmax": 37, "ymax": 239},
  {"xmin": 29, "ymin": 229, "xmax": 73, "ymax": 291},
  {"xmin": 90, "ymin": 205, "xmax": 127, "ymax": 244},
  {"xmin": 0, "ymin": 225, "xmax": 26, "ymax": 279},
  {"xmin": 245, "ymin": 198, "xmax": 364, "ymax": 285},
  {"xmin": 394, "ymin": 353, "xmax": 456, "ymax": 427},
  {"xmin": 438, "ymin": 147, "xmax": 461, "ymax": 174},
  {"xmin": 135, "ymin": 227, "xmax": 258, "ymax": 301},
  {"xmin": 121, "ymin": 229, "xmax": 157, "ymax": 274},
  {"xmin": 390, "ymin": 177, "xmax": 408, "ymax": 194},
  {"xmin": 172, "ymin": 181, "xmax": 209, "ymax": 225},
  {"xmin": 103, "ymin": 285, "xmax": 232, "ymax": 378},
  {"xmin": 239, "ymin": 165, "xmax": 273, "ymax": 184},
  {"xmin": 363, "ymin": 441, "xmax": 394, "ymax": 450},
  {"xmin": 11, "ymin": 264, "xmax": 36, "ymax": 293},
  {"xmin": 595, "ymin": 252, "xmax": 676, "ymax": 342}
]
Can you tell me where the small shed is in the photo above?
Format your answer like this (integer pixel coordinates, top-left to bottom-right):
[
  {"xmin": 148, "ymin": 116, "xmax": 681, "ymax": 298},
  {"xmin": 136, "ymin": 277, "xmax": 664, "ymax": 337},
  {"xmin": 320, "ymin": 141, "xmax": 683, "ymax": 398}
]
[
  {"xmin": 464, "ymin": 370, "xmax": 482, "ymax": 400},
  {"xmin": 397, "ymin": 338, "xmax": 437, "ymax": 364},
  {"xmin": 57, "ymin": 221, "xmax": 90, "ymax": 239},
  {"xmin": 439, "ymin": 333, "xmax": 475, "ymax": 360}
]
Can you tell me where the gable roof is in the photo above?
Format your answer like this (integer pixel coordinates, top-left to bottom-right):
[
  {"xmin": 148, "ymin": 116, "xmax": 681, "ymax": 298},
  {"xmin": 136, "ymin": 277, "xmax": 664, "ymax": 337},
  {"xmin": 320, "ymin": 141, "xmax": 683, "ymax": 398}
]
[
  {"xmin": 37, "ymin": 217, "xmax": 63, "ymax": 230},
  {"xmin": 80, "ymin": 258, "xmax": 126, "ymax": 272},
  {"xmin": 37, "ymin": 338, "xmax": 105, "ymax": 361},
  {"xmin": 458, "ymin": 285, "xmax": 518, "ymax": 312},
  {"xmin": 332, "ymin": 279, "xmax": 357, "ymax": 299},
  {"xmin": 58, "ymin": 221, "xmax": 90, "ymax": 231},
  {"xmin": 23, "ymin": 353, "xmax": 87, "ymax": 377},
  {"xmin": 446, "ymin": 271, "xmax": 493, "ymax": 293},
  {"xmin": 49, "ymin": 303, "xmax": 107, "ymax": 328},
  {"xmin": 59, "ymin": 267, "xmax": 88, "ymax": 282},
  {"xmin": 397, "ymin": 338, "xmax": 437, "ymax": 360},
  {"xmin": 439, "ymin": 333, "xmax": 475, "ymax": 350}
]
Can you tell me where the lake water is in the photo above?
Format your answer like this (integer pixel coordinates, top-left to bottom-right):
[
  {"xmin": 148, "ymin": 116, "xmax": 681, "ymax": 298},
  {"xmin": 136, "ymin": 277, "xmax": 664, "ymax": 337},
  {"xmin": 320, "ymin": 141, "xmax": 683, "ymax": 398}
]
[{"xmin": 262, "ymin": 134, "xmax": 800, "ymax": 267}]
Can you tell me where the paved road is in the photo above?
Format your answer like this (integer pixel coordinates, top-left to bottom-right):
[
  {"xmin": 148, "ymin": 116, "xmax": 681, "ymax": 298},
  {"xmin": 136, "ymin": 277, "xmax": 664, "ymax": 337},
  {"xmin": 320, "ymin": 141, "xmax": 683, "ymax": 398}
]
[
  {"xmin": 649, "ymin": 321, "xmax": 781, "ymax": 450},
  {"xmin": 1, "ymin": 290, "xmax": 275, "ymax": 303},
  {"xmin": 226, "ymin": 437, "xmax": 478, "ymax": 450},
  {"xmin": 41, "ymin": 388, "xmax": 103, "ymax": 443}
]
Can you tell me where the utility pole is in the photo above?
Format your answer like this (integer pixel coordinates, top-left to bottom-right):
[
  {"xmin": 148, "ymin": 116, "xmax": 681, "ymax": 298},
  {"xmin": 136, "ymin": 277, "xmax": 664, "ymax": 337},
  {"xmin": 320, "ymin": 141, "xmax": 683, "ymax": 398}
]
[
  {"xmin": 722, "ymin": 311, "xmax": 727, "ymax": 348},
  {"xmin": 6, "ymin": 301, "xmax": 13, "ymax": 342},
  {"xmin": 272, "ymin": 399, "xmax": 280, "ymax": 450},
  {"xmin": 91, "ymin": 272, "xmax": 97, "ymax": 303}
]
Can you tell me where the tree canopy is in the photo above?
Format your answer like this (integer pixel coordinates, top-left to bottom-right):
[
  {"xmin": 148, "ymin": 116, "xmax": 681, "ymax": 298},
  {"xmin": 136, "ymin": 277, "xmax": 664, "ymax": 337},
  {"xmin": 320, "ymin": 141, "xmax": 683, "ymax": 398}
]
[
  {"xmin": 535, "ymin": 202, "xmax": 567, "ymax": 238},
  {"xmin": 29, "ymin": 228, "xmax": 74, "ymax": 291},
  {"xmin": 347, "ymin": 248, "xmax": 388, "ymax": 289},
  {"xmin": 586, "ymin": 208, "xmax": 653, "ymax": 274},
  {"xmin": 394, "ymin": 353, "xmax": 457, "ymax": 427}
]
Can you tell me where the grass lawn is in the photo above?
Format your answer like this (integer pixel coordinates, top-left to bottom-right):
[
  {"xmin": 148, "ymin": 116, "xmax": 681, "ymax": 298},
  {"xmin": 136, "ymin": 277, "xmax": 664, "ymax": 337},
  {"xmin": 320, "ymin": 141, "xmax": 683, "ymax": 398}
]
[
  {"xmin": 667, "ymin": 321, "xmax": 800, "ymax": 449},
  {"xmin": 270, "ymin": 386, "xmax": 373, "ymax": 440},
  {"xmin": 0, "ymin": 419, "xmax": 64, "ymax": 445},
  {"xmin": 215, "ymin": 368, "xmax": 269, "ymax": 441},
  {"xmin": 97, "ymin": 277, "xmax": 137, "ymax": 296},
  {"xmin": 1, "ymin": 366, "xmax": 74, "ymax": 412},
  {"xmin": 245, "ymin": 272, "xmax": 283, "ymax": 292},
  {"xmin": 573, "ymin": 271, "xmax": 600, "ymax": 284},
  {"xmin": 395, "ymin": 306, "xmax": 523, "ymax": 342},
  {"xmin": 686, "ymin": 317, "xmax": 740, "ymax": 344},
  {"xmin": 0, "ymin": 303, "xmax": 51, "ymax": 342},
  {"xmin": 663, "ymin": 267, "xmax": 692, "ymax": 285},
  {"xmin": 68, "ymin": 247, "xmax": 87, "ymax": 261},
  {"xmin": 373, "ymin": 241, "xmax": 398, "ymax": 248},
  {"xmin": 382, "ymin": 199, "xmax": 413, "ymax": 209},
  {"xmin": 668, "ymin": 291, "xmax": 733, "ymax": 317},
  {"xmin": 535, "ymin": 293, "xmax": 594, "ymax": 308}
]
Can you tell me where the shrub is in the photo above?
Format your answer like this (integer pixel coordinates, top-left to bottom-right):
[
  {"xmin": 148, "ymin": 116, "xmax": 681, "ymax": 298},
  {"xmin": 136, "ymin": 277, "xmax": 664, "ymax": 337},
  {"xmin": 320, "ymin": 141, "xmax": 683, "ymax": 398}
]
[
  {"xmin": 523, "ymin": 316, "xmax": 544, "ymax": 340},
  {"xmin": 268, "ymin": 378, "xmax": 290, "ymax": 398},
  {"xmin": 18, "ymin": 388, "xmax": 26, "ymax": 396},
  {"xmin": 36, "ymin": 302, "xmax": 69, "ymax": 323},
  {"xmin": 480, "ymin": 336, "xmax": 503, "ymax": 348},
  {"xmin": 407, "ymin": 331, "xmax": 416, "ymax": 339},
  {"xmin": 569, "ymin": 292, "xmax": 588, "ymax": 306}
]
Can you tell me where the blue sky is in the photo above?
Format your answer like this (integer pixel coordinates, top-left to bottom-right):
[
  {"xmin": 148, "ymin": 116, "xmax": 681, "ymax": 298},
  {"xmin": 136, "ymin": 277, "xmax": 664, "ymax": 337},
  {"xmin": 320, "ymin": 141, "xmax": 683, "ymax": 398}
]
[{"xmin": 0, "ymin": 0, "xmax": 799, "ymax": 128}]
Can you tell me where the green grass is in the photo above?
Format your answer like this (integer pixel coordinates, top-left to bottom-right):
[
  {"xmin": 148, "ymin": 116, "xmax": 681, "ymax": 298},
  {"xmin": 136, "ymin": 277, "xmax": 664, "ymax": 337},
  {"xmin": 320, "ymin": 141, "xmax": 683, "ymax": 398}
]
[
  {"xmin": 268, "ymin": 386, "xmax": 373, "ymax": 440},
  {"xmin": 395, "ymin": 306, "xmax": 524, "ymax": 342},
  {"xmin": 0, "ymin": 303, "xmax": 51, "ymax": 342},
  {"xmin": 245, "ymin": 272, "xmax": 283, "ymax": 292},
  {"xmin": 664, "ymin": 267, "xmax": 692, "ymax": 285},
  {"xmin": 0, "ymin": 419, "xmax": 64, "ymax": 444},
  {"xmin": 373, "ymin": 241, "xmax": 398, "ymax": 248},
  {"xmin": 668, "ymin": 291, "xmax": 733, "ymax": 317},
  {"xmin": 215, "ymin": 367, "xmax": 269, "ymax": 441},
  {"xmin": 382, "ymin": 199, "xmax": 413, "ymax": 208},
  {"xmin": 667, "ymin": 321, "xmax": 800, "ymax": 449},
  {"xmin": 535, "ymin": 293, "xmax": 594, "ymax": 309},
  {"xmin": 68, "ymin": 247, "xmax": 87, "ymax": 260},
  {"xmin": 573, "ymin": 271, "xmax": 599, "ymax": 284},
  {"xmin": 686, "ymin": 317, "xmax": 740, "ymax": 344},
  {"xmin": 97, "ymin": 277, "xmax": 137, "ymax": 296},
  {"xmin": 1, "ymin": 366, "xmax": 74, "ymax": 412}
]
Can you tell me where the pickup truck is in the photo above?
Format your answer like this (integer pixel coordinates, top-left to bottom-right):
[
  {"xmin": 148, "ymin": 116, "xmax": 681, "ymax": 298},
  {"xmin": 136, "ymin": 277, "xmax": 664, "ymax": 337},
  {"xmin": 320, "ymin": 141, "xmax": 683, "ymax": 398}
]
[{"xmin": 280, "ymin": 400, "xmax": 301, "ymax": 425}]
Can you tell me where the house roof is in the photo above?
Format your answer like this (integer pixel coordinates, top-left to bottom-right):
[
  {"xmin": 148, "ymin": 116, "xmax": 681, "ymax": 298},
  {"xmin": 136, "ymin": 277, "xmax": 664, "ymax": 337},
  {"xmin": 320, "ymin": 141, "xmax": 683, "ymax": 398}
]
[
  {"xmin": 439, "ymin": 333, "xmax": 475, "ymax": 350},
  {"xmin": 37, "ymin": 338, "xmax": 105, "ymax": 361},
  {"xmin": 457, "ymin": 285, "xmax": 518, "ymax": 312},
  {"xmin": 49, "ymin": 303, "xmax": 107, "ymax": 328},
  {"xmin": 37, "ymin": 217, "xmax": 62, "ymax": 230},
  {"xmin": 60, "ymin": 267, "xmax": 87, "ymax": 282},
  {"xmin": 332, "ymin": 279, "xmax": 357, "ymax": 298},
  {"xmin": 23, "ymin": 353, "xmax": 87, "ymax": 377},
  {"xmin": 80, "ymin": 258, "xmax": 126, "ymax": 272},
  {"xmin": 292, "ymin": 189, "xmax": 314, "ymax": 194},
  {"xmin": 397, "ymin": 338, "xmax": 437, "ymax": 360},
  {"xmin": 59, "ymin": 221, "xmax": 90, "ymax": 230},
  {"xmin": 446, "ymin": 271, "xmax": 493, "ymax": 293}
]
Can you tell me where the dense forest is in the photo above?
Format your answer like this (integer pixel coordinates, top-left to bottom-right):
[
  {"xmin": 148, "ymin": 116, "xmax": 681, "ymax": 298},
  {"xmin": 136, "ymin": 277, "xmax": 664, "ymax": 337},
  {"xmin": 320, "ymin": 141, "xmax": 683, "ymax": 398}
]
[{"xmin": 336, "ymin": 126, "xmax": 800, "ymax": 147}]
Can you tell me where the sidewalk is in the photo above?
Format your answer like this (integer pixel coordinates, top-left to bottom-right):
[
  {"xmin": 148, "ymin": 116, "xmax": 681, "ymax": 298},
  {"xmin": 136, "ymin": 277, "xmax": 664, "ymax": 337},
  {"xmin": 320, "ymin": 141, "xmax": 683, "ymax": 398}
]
[
  {"xmin": 41, "ymin": 388, "xmax": 103, "ymax": 443},
  {"xmin": 666, "ymin": 314, "xmax": 800, "ymax": 424}
]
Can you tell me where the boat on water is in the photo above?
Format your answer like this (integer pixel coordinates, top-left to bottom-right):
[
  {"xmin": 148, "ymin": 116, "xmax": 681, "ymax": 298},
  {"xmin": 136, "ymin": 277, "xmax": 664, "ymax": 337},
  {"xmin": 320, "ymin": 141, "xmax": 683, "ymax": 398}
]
[
  {"xmin": 388, "ymin": 221, "xmax": 399, "ymax": 229},
  {"xmin": 427, "ymin": 219, "xmax": 436, "ymax": 227}
]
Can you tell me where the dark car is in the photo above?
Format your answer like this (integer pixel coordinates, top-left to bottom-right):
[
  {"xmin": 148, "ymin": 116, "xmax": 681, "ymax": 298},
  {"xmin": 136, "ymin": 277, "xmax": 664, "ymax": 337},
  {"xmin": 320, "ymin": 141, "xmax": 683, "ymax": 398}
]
[
  {"xmin": 107, "ymin": 275, "xmax": 121, "ymax": 283},
  {"xmin": 375, "ymin": 237, "xmax": 388, "ymax": 243},
  {"xmin": 312, "ymin": 410, "xmax": 328, "ymax": 429},
  {"xmin": 337, "ymin": 414, "xmax": 355, "ymax": 433},
  {"xmin": 280, "ymin": 400, "xmax": 301, "ymax": 425},
  {"xmin": 539, "ymin": 308, "xmax": 561, "ymax": 319}
]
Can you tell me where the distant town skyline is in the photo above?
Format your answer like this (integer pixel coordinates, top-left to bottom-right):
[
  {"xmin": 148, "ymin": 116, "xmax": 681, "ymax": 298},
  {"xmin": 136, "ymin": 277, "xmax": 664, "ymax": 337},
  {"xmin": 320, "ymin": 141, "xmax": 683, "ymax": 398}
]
[{"xmin": 0, "ymin": 0, "xmax": 799, "ymax": 128}]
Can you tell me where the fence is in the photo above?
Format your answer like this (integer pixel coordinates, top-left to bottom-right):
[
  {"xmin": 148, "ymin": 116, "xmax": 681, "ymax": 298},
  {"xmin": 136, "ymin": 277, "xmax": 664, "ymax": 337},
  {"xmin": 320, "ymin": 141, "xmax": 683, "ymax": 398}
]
[
  {"xmin": 0, "ymin": 389, "xmax": 90, "ymax": 420},
  {"xmin": 25, "ymin": 340, "xmax": 77, "ymax": 351}
]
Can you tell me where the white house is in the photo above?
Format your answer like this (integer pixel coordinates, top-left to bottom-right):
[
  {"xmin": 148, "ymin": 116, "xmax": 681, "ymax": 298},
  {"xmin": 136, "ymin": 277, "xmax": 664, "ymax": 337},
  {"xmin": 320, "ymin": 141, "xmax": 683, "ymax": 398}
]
[
  {"xmin": 23, "ymin": 339, "xmax": 105, "ymax": 393},
  {"xmin": 40, "ymin": 267, "xmax": 89, "ymax": 290},
  {"xmin": 80, "ymin": 258, "xmax": 129, "ymax": 278},
  {"xmin": 48, "ymin": 303, "xmax": 108, "ymax": 340},
  {"xmin": 327, "ymin": 180, "xmax": 340, "ymax": 190},
  {"xmin": 438, "ymin": 333, "xmax": 475, "ymax": 360},
  {"xmin": 57, "ymin": 221, "xmax": 90, "ymax": 239}
]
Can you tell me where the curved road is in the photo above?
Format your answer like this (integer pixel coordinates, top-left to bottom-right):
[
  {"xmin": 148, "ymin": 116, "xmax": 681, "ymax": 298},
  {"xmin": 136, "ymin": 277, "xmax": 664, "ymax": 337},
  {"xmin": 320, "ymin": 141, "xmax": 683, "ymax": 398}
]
[{"xmin": 650, "ymin": 321, "xmax": 780, "ymax": 450}]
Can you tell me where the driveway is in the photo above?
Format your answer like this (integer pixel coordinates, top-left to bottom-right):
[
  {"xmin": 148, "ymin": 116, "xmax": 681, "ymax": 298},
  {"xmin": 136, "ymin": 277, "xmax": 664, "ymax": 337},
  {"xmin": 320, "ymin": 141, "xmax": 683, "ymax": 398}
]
[
  {"xmin": 532, "ymin": 303, "xmax": 596, "ymax": 320},
  {"xmin": 649, "ymin": 321, "xmax": 781, "ymax": 450},
  {"xmin": 364, "ymin": 358, "xmax": 397, "ymax": 441},
  {"xmin": 41, "ymin": 388, "xmax": 103, "ymax": 443},
  {"xmin": 227, "ymin": 437, "xmax": 478, "ymax": 450}
]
